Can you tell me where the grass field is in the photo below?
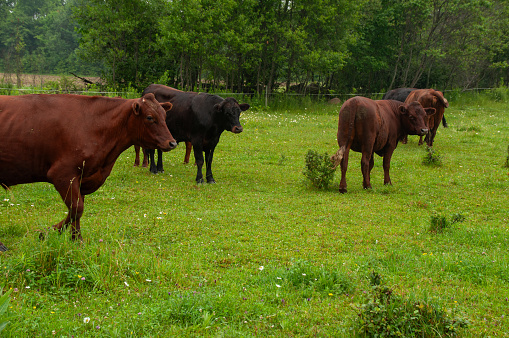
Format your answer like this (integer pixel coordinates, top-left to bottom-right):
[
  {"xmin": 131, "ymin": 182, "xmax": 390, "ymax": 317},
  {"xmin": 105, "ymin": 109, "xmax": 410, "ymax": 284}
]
[{"xmin": 1, "ymin": 90, "xmax": 508, "ymax": 336}]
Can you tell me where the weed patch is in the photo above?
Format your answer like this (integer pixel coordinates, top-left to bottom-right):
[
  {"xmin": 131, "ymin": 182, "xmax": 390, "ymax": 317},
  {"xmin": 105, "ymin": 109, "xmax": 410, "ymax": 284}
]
[
  {"xmin": 303, "ymin": 150, "xmax": 336, "ymax": 189},
  {"xmin": 353, "ymin": 272, "xmax": 469, "ymax": 337},
  {"xmin": 422, "ymin": 146, "xmax": 442, "ymax": 166}
]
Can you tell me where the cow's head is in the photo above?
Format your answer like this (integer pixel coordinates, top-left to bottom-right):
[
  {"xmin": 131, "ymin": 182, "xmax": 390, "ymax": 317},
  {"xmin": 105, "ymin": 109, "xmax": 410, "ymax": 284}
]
[
  {"xmin": 132, "ymin": 93, "xmax": 177, "ymax": 151},
  {"xmin": 399, "ymin": 101, "xmax": 436, "ymax": 136},
  {"xmin": 214, "ymin": 97, "xmax": 250, "ymax": 134}
]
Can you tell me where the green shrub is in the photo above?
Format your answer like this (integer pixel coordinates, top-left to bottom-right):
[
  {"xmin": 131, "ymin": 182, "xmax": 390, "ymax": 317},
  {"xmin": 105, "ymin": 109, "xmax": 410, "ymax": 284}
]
[
  {"xmin": 0, "ymin": 287, "xmax": 13, "ymax": 333},
  {"xmin": 429, "ymin": 214, "xmax": 450, "ymax": 233},
  {"xmin": 303, "ymin": 150, "xmax": 337, "ymax": 189},
  {"xmin": 422, "ymin": 146, "xmax": 442, "ymax": 166},
  {"xmin": 354, "ymin": 273, "xmax": 469, "ymax": 337}
]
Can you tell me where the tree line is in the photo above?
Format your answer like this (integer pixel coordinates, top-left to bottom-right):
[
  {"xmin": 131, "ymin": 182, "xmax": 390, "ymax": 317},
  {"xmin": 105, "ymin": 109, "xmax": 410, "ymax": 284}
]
[{"xmin": 1, "ymin": 0, "xmax": 508, "ymax": 96}]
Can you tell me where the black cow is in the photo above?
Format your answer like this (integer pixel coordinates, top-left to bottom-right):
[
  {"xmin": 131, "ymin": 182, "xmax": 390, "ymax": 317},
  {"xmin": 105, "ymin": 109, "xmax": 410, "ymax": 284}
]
[
  {"xmin": 135, "ymin": 84, "xmax": 250, "ymax": 183},
  {"xmin": 383, "ymin": 88, "xmax": 448, "ymax": 128}
]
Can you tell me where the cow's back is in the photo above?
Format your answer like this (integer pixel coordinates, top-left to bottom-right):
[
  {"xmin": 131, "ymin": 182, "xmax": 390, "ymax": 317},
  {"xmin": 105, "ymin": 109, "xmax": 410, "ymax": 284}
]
[{"xmin": 383, "ymin": 88, "xmax": 417, "ymax": 101}]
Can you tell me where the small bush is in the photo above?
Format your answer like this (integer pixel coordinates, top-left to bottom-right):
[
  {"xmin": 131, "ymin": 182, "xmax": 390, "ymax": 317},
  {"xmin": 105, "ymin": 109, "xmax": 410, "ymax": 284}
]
[
  {"xmin": 422, "ymin": 146, "xmax": 442, "ymax": 166},
  {"xmin": 303, "ymin": 150, "xmax": 337, "ymax": 189},
  {"xmin": 354, "ymin": 272, "xmax": 469, "ymax": 337},
  {"xmin": 429, "ymin": 214, "xmax": 450, "ymax": 233}
]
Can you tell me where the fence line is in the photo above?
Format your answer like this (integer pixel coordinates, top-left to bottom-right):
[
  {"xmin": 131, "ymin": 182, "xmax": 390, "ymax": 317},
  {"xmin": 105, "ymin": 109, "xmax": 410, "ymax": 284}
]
[{"xmin": 0, "ymin": 87, "xmax": 503, "ymax": 98}]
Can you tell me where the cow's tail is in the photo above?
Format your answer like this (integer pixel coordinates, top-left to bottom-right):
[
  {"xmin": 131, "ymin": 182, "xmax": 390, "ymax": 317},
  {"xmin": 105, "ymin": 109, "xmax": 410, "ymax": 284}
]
[
  {"xmin": 330, "ymin": 146, "xmax": 345, "ymax": 169},
  {"xmin": 331, "ymin": 100, "xmax": 356, "ymax": 169}
]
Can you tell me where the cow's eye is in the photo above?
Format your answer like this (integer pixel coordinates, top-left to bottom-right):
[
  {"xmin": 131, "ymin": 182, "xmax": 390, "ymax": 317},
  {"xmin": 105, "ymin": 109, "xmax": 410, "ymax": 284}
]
[{"xmin": 147, "ymin": 116, "xmax": 154, "ymax": 122}]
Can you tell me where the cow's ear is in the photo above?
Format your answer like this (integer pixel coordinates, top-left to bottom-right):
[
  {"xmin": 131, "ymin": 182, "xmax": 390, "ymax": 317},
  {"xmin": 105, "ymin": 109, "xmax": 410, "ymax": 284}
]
[
  {"xmin": 132, "ymin": 102, "xmax": 141, "ymax": 115},
  {"xmin": 161, "ymin": 102, "xmax": 173, "ymax": 112},
  {"xmin": 425, "ymin": 107, "xmax": 436, "ymax": 116},
  {"xmin": 239, "ymin": 103, "xmax": 250, "ymax": 111},
  {"xmin": 399, "ymin": 105, "xmax": 408, "ymax": 115},
  {"xmin": 214, "ymin": 102, "xmax": 223, "ymax": 112}
]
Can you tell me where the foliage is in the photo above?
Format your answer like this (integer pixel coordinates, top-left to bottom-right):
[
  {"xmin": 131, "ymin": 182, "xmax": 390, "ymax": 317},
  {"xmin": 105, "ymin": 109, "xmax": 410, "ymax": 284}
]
[
  {"xmin": 0, "ymin": 287, "xmax": 13, "ymax": 333},
  {"xmin": 354, "ymin": 272, "xmax": 469, "ymax": 337},
  {"xmin": 429, "ymin": 214, "xmax": 450, "ymax": 233},
  {"xmin": 429, "ymin": 212, "xmax": 467, "ymax": 234},
  {"xmin": 303, "ymin": 149, "xmax": 337, "ymax": 189},
  {"xmin": 2, "ymin": 0, "xmax": 509, "ymax": 93},
  {"xmin": 422, "ymin": 146, "xmax": 442, "ymax": 166}
]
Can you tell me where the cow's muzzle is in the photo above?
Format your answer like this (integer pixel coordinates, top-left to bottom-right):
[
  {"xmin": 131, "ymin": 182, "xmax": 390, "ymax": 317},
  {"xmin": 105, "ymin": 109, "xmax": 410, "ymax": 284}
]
[
  {"xmin": 231, "ymin": 126, "xmax": 243, "ymax": 134},
  {"xmin": 419, "ymin": 128, "xmax": 429, "ymax": 136},
  {"xmin": 161, "ymin": 141, "xmax": 178, "ymax": 151}
]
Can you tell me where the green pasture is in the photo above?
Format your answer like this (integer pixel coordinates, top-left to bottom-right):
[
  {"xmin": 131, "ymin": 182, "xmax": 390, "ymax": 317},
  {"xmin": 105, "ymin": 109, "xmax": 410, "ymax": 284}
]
[{"xmin": 1, "ymin": 91, "xmax": 508, "ymax": 336}]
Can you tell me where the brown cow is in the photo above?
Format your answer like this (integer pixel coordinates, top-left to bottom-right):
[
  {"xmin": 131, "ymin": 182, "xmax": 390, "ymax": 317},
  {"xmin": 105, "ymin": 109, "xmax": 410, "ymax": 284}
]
[
  {"xmin": 405, "ymin": 89, "xmax": 449, "ymax": 147},
  {"xmin": 331, "ymin": 96, "xmax": 435, "ymax": 193},
  {"xmin": 0, "ymin": 93, "xmax": 177, "ymax": 251}
]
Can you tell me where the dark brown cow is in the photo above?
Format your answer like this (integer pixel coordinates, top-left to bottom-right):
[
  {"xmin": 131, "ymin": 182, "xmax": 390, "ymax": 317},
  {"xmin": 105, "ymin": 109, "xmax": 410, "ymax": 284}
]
[
  {"xmin": 331, "ymin": 96, "xmax": 436, "ymax": 193},
  {"xmin": 0, "ymin": 93, "xmax": 177, "ymax": 251},
  {"xmin": 405, "ymin": 89, "xmax": 449, "ymax": 147}
]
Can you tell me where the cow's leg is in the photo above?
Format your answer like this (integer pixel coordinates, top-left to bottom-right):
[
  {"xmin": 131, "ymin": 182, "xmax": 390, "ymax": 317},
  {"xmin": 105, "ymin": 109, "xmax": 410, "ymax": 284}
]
[
  {"xmin": 142, "ymin": 148, "xmax": 149, "ymax": 167},
  {"xmin": 442, "ymin": 116, "xmax": 448, "ymax": 128},
  {"xmin": 184, "ymin": 142, "xmax": 192, "ymax": 164},
  {"xmin": 382, "ymin": 149, "xmax": 395, "ymax": 186},
  {"xmin": 156, "ymin": 149, "xmax": 164, "ymax": 173},
  {"xmin": 193, "ymin": 145, "xmax": 205, "ymax": 183},
  {"xmin": 52, "ymin": 177, "xmax": 85, "ymax": 241},
  {"xmin": 361, "ymin": 149, "xmax": 374, "ymax": 190},
  {"xmin": 204, "ymin": 147, "xmax": 216, "ymax": 183},
  {"xmin": 134, "ymin": 146, "xmax": 141, "ymax": 166},
  {"xmin": 338, "ymin": 147, "xmax": 350, "ymax": 193},
  {"xmin": 147, "ymin": 149, "xmax": 158, "ymax": 174},
  {"xmin": 418, "ymin": 135, "xmax": 424, "ymax": 146}
]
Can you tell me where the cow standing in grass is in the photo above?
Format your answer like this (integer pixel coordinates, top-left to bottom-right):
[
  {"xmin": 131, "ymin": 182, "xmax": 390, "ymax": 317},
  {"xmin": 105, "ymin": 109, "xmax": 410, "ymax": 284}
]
[
  {"xmin": 135, "ymin": 84, "xmax": 250, "ymax": 184},
  {"xmin": 0, "ymin": 93, "xmax": 176, "ymax": 251},
  {"xmin": 383, "ymin": 88, "xmax": 449, "ymax": 145},
  {"xmin": 331, "ymin": 96, "xmax": 435, "ymax": 193},
  {"xmin": 405, "ymin": 89, "xmax": 449, "ymax": 147}
]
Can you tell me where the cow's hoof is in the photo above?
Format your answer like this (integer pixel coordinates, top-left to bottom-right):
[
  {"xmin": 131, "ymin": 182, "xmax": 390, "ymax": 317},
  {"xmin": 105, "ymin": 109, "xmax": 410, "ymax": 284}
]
[
  {"xmin": 196, "ymin": 178, "xmax": 205, "ymax": 184},
  {"xmin": 339, "ymin": 188, "xmax": 347, "ymax": 194},
  {"xmin": 0, "ymin": 242, "xmax": 8, "ymax": 252},
  {"xmin": 207, "ymin": 178, "xmax": 216, "ymax": 184}
]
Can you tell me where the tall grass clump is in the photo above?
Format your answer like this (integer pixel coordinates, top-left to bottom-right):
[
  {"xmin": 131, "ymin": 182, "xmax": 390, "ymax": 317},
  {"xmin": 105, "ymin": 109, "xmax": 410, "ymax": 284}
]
[
  {"xmin": 429, "ymin": 213, "xmax": 466, "ymax": 233},
  {"xmin": 0, "ymin": 287, "xmax": 13, "ymax": 333},
  {"xmin": 353, "ymin": 272, "xmax": 469, "ymax": 337},
  {"xmin": 275, "ymin": 261, "xmax": 352, "ymax": 298},
  {"xmin": 422, "ymin": 146, "xmax": 442, "ymax": 166},
  {"xmin": 303, "ymin": 150, "xmax": 337, "ymax": 189}
]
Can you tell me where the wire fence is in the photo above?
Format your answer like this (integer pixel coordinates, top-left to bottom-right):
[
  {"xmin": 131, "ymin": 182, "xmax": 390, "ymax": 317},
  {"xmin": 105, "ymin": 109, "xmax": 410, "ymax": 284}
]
[{"xmin": 0, "ymin": 85, "xmax": 505, "ymax": 102}]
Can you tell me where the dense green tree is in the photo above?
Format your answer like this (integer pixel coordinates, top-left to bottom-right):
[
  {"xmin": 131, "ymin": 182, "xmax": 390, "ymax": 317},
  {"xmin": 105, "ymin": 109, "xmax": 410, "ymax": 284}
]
[{"xmin": 1, "ymin": 0, "xmax": 508, "ymax": 94}]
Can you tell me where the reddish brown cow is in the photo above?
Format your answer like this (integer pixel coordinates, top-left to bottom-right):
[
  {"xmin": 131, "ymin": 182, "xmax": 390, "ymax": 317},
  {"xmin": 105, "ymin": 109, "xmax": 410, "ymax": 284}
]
[
  {"xmin": 331, "ymin": 96, "xmax": 435, "ymax": 193},
  {"xmin": 0, "ymin": 93, "xmax": 177, "ymax": 251},
  {"xmin": 405, "ymin": 89, "xmax": 449, "ymax": 147}
]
